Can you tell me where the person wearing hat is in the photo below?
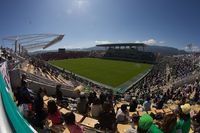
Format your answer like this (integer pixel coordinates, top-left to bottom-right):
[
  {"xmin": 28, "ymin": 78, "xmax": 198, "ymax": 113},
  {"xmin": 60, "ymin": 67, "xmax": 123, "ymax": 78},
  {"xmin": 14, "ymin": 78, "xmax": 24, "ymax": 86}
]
[
  {"xmin": 176, "ymin": 103, "xmax": 191, "ymax": 133},
  {"xmin": 125, "ymin": 113, "xmax": 163, "ymax": 133},
  {"xmin": 138, "ymin": 113, "xmax": 163, "ymax": 133}
]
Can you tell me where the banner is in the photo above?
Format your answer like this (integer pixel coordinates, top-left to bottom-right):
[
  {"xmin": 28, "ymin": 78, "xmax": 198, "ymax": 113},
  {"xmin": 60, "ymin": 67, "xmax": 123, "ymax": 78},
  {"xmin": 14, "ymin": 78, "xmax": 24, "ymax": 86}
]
[{"xmin": 0, "ymin": 61, "xmax": 12, "ymax": 94}]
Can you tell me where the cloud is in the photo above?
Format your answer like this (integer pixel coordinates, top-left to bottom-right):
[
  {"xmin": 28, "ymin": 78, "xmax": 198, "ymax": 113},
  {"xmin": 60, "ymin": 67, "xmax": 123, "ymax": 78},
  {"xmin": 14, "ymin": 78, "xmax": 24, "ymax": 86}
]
[
  {"xmin": 143, "ymin": 38, "xmax": 157, "ymax": 45},
  {"xmin": 63, "ymin": 0, "xmax": 89, "ymax": 15},
  {"xmin": 95, "ymin": 39, "xmax": 165, "ymax": 46},
  {"xmin": 134, "ymin": 40, "xmax": 142, "ymax": 43},
  {"xmin": 76, "ymin": 0, "xmax": 88, "ymax": 8},
  {"xmin": 95, "ymin": 40, "xmax": 113, "ymax": 44},
  {"xmin": 159, "ymin": 41, "xmax": 165, "ymax": 44},
  {"xmin": 134, "ymin": 38, "xmax": 165, "ymax": 46}
]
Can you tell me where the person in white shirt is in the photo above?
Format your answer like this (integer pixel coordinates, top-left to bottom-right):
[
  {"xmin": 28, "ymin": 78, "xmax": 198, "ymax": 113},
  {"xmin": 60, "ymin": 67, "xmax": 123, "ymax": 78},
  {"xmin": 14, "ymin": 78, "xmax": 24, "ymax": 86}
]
[
  {"xmin": 143, "ymin": 97, "xmax": 151, "ymax": 111},
  {"xmin": 116, "ymin": 104, "xmax": 130, "ymax": 123}
]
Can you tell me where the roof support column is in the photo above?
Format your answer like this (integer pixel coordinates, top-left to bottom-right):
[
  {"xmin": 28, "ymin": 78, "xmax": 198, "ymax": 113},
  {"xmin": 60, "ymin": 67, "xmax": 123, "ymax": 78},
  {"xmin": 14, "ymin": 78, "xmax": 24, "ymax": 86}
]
[
  {"xmin": 19, "ymin": 44, "xmax": 21, "ymax": 54},
  {"xmin": 15, "ymin": 40, "xmax": 17, "ymax": 53}
]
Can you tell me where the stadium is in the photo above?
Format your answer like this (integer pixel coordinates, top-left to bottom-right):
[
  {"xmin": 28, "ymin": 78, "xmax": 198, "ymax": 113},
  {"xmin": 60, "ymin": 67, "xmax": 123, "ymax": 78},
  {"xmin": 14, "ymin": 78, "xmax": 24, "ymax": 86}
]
[
  {"xmin": 0, "ymin": 33, "xmax": 200, "ymax": 133},
  {"xmin": 2, "ymin": 0, "xmax": 200, "ymax": 132}
]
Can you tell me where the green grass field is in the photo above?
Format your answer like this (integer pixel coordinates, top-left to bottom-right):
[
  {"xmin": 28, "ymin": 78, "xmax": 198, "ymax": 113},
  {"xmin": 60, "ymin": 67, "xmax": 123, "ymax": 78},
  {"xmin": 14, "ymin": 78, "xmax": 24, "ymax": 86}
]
[{"xmin": 49, "ymin": 58, "xmax": 152, "ymax": 87}]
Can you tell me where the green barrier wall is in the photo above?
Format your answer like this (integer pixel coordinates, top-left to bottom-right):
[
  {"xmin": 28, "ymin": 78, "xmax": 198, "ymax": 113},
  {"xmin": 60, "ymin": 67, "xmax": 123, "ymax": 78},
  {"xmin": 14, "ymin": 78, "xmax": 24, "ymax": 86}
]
[{"xmin": 0, "ymin": 71, "xmax": 36, "ymax": 133}]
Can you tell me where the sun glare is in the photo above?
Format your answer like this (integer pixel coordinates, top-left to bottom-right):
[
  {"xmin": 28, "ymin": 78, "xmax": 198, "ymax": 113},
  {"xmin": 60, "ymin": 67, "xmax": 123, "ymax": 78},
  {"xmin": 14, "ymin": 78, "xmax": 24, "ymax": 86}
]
[{"xmin": 75, "ymin": 0, "xmax": 88, "ymax": 9}]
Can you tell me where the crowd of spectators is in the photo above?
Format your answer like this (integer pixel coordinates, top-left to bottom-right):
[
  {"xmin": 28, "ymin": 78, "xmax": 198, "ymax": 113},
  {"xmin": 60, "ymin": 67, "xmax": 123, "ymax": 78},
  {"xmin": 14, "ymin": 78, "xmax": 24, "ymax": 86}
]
[
  {"xmin": 50, "ymin": 87, "xmax": 200, "ymax": 133},
  {"xmin": 36, "ymin": 51, "xmax": 90, "ymax": 61},
  {"xmin": 114, "ymin": 55, "xmax": 200, "ymax": 132},
  {"xmin": 169, "ymin": 55, "xmax": 198, "ymax": 80},
  {"xmin": 3, "ymin": 47, "xmax": 200, "ymax": 133},
  {"xmin": 128, "ymin": 55, "xmax": 199, "ymax": 97},
  {"xmin": 103, "ymin": 49, "xmax": 157, "ymax": 63}
]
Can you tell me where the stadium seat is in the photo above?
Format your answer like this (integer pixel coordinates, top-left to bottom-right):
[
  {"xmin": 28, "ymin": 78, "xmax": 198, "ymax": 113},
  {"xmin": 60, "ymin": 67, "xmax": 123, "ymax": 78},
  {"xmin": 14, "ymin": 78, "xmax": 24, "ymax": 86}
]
[
  {"xmin": 59, "ymin": 108, "xmax": 70, "ymax": 114},
  {"xmin": 81, "ymin": 117, "xmax": 98, "ymax": 128},
  {"xmin": 117, "ymin": 124, "xmax": 132, "ymax": 133}
]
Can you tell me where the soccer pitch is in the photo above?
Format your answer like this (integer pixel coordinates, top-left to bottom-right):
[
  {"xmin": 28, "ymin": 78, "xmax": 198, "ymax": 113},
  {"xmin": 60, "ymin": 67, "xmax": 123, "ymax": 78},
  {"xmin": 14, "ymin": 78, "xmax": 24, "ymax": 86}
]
[{"xmin": 49, "ymin": 58, "xmax": 152, "ymax": 88}]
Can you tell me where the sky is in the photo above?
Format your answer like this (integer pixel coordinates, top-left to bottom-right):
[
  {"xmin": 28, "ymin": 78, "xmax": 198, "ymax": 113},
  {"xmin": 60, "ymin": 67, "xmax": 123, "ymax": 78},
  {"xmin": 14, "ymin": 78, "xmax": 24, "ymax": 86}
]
[{"xmin": 0, "ymin": 0, "xmax": 200, "ymax": 50}]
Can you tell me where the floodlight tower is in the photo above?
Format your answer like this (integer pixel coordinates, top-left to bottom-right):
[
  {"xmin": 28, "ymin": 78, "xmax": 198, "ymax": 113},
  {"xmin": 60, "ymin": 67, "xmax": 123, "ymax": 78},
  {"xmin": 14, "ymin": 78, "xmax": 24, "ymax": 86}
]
[
  {"xmin": 187, "ymin": 43, "xmax": 196, "ymax": 52},
  {"xmin": 187, "ymin": 43, "xmax": 198, "ymax": 65}
]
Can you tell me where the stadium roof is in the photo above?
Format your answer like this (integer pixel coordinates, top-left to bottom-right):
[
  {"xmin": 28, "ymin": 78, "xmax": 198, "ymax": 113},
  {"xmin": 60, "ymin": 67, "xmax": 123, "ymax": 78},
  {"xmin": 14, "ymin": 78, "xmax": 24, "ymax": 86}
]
[
  {"xmin": 96, "ymin": 43, "xmax": 146, "ymax": 47},
  {"xmin": 2, "ymin": 33, "xmax": 64, "ymax": 51}
]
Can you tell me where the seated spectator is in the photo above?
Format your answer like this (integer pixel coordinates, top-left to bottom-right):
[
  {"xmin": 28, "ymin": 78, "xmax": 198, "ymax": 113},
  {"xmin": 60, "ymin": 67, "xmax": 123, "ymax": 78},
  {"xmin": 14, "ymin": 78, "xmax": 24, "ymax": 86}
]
[
  {"xmin": 64, "ymin": 112, "xmax": 84, "ymax": 133},
  {"xmin": 136, "ymin": 105, "xmax": 144, "ymax": 112},
  {"xmin": 116, "ymin": 104, "xmax": 130, "ymax": 123},
  {"xmin": 106, "ymin": 91, "xmax": 114, "ymax": 105},
  {"xmin": 55, "ymin": 84, "xmax": 63, "ymax": 104},
  {"xmin": 129, "ymin": 98, "xmax": 138, "ymax": 112},
  {"xmin": 88, "ymin": 91, "xmax": 97, "ymax": 105},
  {"xmin": 14, "ymin": 86, "xmax": 22, "ymax": 106},
  {"xmin": 124, "ymin": 93, "xmax": 132, "ymax": 102},
  {"xmin": 156, "ymin": 98, "xmax": 165, "ymax": 109},
  {"xmin": 98, "ymin": 102, "xmax": 117, "ymax": 131},
  {"xmin": 90, "ymin": 98, "xmax": 102, "ymax": 118},
  {"xmin": 160, "ymin": 114, "xmax": 177, "ymax": 133},
  {"xmin": 77, "ymin": 93, "xmax": 88, "ymax": 115},
  {"xmin": 137, "ymin": 114, "xmax": 163, "ymax": 133},
  {"xmin": 33, "ymin": 88, "xmax": 47, "ymax": 129},
  {"xmin": 47, "ymin": 100, "xmax": 63, "ymax": 125},
  {"xmin": 100, "ymin": 92, "xmax": 106, "ymax": 105},
  {"xmin": 192, "ymin": 110, "xmax": 200, "ymax": 132},
  {"xmin": 18, "ymin": 81, "xmax": 33, "ymax": 117},
  {"xmin": 124, "ymin": 114, "xmax": 139, "ymax": 133},
  {"xmin": 176, "ymin": 103, "xmax": 191, "ymax": 133},
  {"xmin": 143, "ymin": 96, "xmax": 151, "ymax": 111},
  {"xmin": 21, "ymin": 74, "xmax": 27, "ymax": 86},
  {"xmin": 193, "ymin": 91, "xmax": 199, "ymax": 102},
  {"xmin": 18, "ymin": 81, "xmax": 32, "ymax": 105}
]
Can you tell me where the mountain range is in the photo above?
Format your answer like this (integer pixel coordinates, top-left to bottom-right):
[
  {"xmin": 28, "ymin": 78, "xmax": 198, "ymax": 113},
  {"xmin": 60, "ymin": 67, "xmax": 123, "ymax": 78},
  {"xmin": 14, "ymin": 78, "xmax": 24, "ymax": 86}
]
[
  {"xmin": 84, "ymin": 45, "xmax": 187, "ymax": 56},
  {"xmin": 31, "ymin": 45, "xmax": 187, "ymax": 56}
]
